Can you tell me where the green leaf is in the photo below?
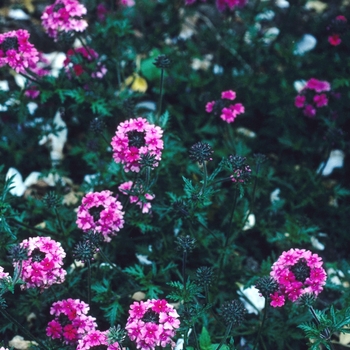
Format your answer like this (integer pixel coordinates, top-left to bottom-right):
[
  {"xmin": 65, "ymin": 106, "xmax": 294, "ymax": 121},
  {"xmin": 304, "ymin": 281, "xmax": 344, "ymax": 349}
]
[{"xmin": 199, "ymin": 327, "xmax": 212, "ymax": 350}]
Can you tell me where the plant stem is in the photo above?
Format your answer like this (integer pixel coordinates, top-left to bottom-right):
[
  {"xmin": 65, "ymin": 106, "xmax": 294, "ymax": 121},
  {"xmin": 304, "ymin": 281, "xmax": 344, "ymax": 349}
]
[
  {"xmin": 157, "ymin": 68, "xmax": 164, "ymax": 120},
  {"xmin": 87, "ymin": 259, "xmax": 91, "ymax": 305},
  {"xmin": 0, "ymin": 308, "xmax": 48, "ymax": 349},
  {"xmin": 199, "ymin": 161, "xmax": 208, "ymax": 196},
  {"xmin": 252, "ymin": 300, "xmax": 269, "ymax": 350},
  {"xmin": 215, "ymin": 323, "xmax": 233, "ymax": 350},
  {"xmin": 308, "ymin": 306, "xmax": 334, "ymax": 349},
  {"xmin": 54, "ymin": 207, "xmax": 66, "ymax": 235}
]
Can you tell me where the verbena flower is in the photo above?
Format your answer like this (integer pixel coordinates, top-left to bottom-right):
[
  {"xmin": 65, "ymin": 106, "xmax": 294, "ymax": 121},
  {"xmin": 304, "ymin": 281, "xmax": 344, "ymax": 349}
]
[
  {"xmin": 120, "ymin": 0, "xmax": 135, "ymax": 6},
  {"xmin": 0, "ymin": 29, "xmax": 39, "ymax": 73},
  {"xmin": 205, "ymin": 90, "xmax": 245, "ymax": 123},
  {"xmin": 189, "ymin": 142, "xmax": 213, "ymax": 164},
  {"xmin": 328, "ymin": 15, "xmax": 347, "ymax": 46},
  {"xmin": 118, "ymin": 181, "xmax": 155, "ymax": 214},
  {"xmin": 126, "ymin": 299, "xmax": 180, "ymax": 349},
  {"xmin": 64, "ymin": 47, "xmax": 107, "ymax": 79},
  {"xmin": 76, "ymin": 190, "xmax": 124, "ymax": 242},
  {"xmin": 111, "ymin": 117, "xmax": 164, "ymax": 173},
  {"xmin": 14, "ymin": 236, "xmax": 66, "ymax": 290},
  {"xmin": 76, "ymin": 329, "xmax": 122, "ymax": 349},
  {"xmin": 269, "ymin": 248, "xmax": 327, "ymax": 308},
  {"xmin": 41, "ymin": 0, "xmax": 88, "ymax": 40},
  {"xmin": 46, "ymin": 298, "xmax": 97, "ymax": 345},
  {"xmin": 220, "ymin": 299, "xmax": 247, "ymax": 326},
  {"xmin": 294, "ymin": 78, "xmax": 331, "ymax": 118}
]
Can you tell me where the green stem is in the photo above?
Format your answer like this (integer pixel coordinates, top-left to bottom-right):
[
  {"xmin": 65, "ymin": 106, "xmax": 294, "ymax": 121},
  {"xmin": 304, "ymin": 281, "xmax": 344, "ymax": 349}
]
[
  {"xmin": 308, "ymin": 306, "xmax": 334, "ymax": 349},
  {"xmin": 54, "ymin": 207, "xmax": 66, "ymax": 235},
  {"xmin": 182, "ymin": 251, "xmax": 187, "ymax": 289},
  {"xmin": 199, "ymin": 161, "xmax": 208, "ymax": 196},
  {"xmin": 157, "ymin": 68, "xmax": 164, "ymax": 120},
  {"xmin": 87, "ymin": 260, "xmax": 91, "ymax": 305},
  {"xmin": 12, "ymin": 260, "xmax": 23, "ymax": 285},
  {"xmin": 0, "ymin": 308, "xmax": 49, "ymax": 349},
  {"xmin": 252, "ymin": 300, "xmax": 269, "ymax": 350},
  {"xmin": 215, "ymin": 323, "xmax": 233, "ymax": 350},
  {"xmin": 10, "ymin": 218, "xmax": 53, "ymax": 235}
]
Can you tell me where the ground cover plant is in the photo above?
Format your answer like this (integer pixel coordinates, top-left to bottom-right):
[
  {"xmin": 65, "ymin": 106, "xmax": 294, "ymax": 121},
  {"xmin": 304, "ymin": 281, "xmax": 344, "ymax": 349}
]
[{"xmin": 0, "ymin": 0, "xmax": 350, "ymax": 349}]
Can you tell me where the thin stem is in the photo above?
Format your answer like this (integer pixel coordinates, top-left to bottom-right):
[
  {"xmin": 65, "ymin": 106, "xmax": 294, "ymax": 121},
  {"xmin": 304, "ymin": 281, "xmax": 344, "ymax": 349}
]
[
  {"xmin": 157, "ymin": 68, "xmax": 164, "ymax": 119},
  {"xmin": 215, "ymin": 323, "xmax": 233, "ymax": 350},
  {"xmin": 12, "ymin": 260, "xmax": 23, "ymax": 285},
  {"xmin": 54, "ymin": 208, "xmax": 66, "ymax": 235},
  {"xmin": 199, "ymin": 161, "xmax": 208, "ymax": 196},
  {"xmin": 308, "ymin": 306, "xmax": 334, "ymax": 349},
  {"xmin": 10, "ymin": 218, "xmax": 53, "ymax": 235},
  {"xmin": 252, "ymin": 300, "xmax": 269, "ymax": 350},
  {"xmin": 87, "ymin": 259, "xmax": 91, "ymax": 305},
  {"xmin": 0, "ymin": 309, "xmax": 48, "ymax": 349},
  {"xmin": 192, "ymin": 326, "xmax": 200, "ymax": 350},
  {"xmin": 182, "ymin": 251, "xmax": 187, "ymax": 288}
]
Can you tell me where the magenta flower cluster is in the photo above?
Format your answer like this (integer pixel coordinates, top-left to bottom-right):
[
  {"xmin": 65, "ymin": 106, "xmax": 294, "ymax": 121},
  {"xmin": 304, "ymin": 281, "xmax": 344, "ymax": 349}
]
[
  {"xmin": 118, "ymin": 181, "xmax": 155, "ymax": 214},
  {"xmin": 294, "ymin": 78, "xmax": 331, "ymax": 118},
  {"xmin": 15, "ymin": 236, "xmax": 66, "ymax": 290},
  {"xmin": 111, "ymin": 117, "xmax": 164, "ymax": 173},
  {"xmin": 41, "ymin": 0, "xmax": 88, "ymax": 40},
  {"xmin": 0, "ymin": 29, "xmax": 39, "ymax": 73},
  {"xmin": 64, "ymin": 47, "xmax": 107, "ymax": 79},
  {"xmin": 77, "ymin": 330, "xmax": 122, "ymax": 350},
  {"xmin": 76, "ymin": 190, "xmax": 124, "ymax": 242},
  {"xmin": 206, "ymin": 90, "xmax": 245, "ymax": 123},
  {"xmin": 46, "ymin": 298, "xmax": 97, "ymax": 344},
  {"xmin": 126, "ymin": 299, "xmax": 180, "ymax": 349},
  {"xmin": 269, "ymin": 248, "xmax": 327, "ymax": 308},
  {"xmin": 230, "ymin": 165, "xmax": 251, "ymax": 183}
]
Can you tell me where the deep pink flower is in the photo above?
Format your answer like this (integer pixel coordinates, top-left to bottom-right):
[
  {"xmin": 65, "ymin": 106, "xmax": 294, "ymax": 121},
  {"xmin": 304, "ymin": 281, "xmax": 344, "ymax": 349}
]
[
  {"xmin": 216, "ymin": 0, "xmax": 247, "ymax": 11},
  {"xmin": 41, "ymin": 0, "xmax": 88, "ymax": 40},
  {"xmin": 47, "ymin": 299, "xmax": 97, "ymax": 345},
  {"xmin": 313, "ymin": 94, "xmax": 328, "ymax": 107},
  {"xmin": 328, "ymin": 34, "xmax": 342, "ymax": 46},
  {"xmin": 303, "ymin": 104, "xmax": 316, "ymax": 118},
  {"xmin": 294, "ymin": 95, "xmax": 306, "ymax": 108},
  {"xmin": 221, "ymin": 90, "xmax": 236, "ymax": 100},
  {"xmin": 14, "ymin": 236, "xmax": 66, "ymax": 290},
  {"xmin": 77, "ymin": 330, "xmax": 122, "ymax": 350},
  {"xmin": 126, "ymin": 299, "xmax": 180, "ymax": 349},
  {"xmin": 97, "ymin": 3, "xmax": 108, "ymax": 21},
  {"xmin": 111, "ymin": 117, "xmax": 164, "ymax": 173},
  {"xmin": 76, "ymin": 190, "xmax": 124, "ymax": 242},
  {"xmin": 305, "ymin": 78, "xmax": 331, "ymax": 93},
  {"xmin": 0, "ymin": 29, "xmax": 39, "ymax": 73},
  {"xmin": 205, "ymin": 101, "xmax": 215, "ymax": 113},
  {"xmin": 269, "ymin": 249, "xmax": 327, "ymax": 307}
]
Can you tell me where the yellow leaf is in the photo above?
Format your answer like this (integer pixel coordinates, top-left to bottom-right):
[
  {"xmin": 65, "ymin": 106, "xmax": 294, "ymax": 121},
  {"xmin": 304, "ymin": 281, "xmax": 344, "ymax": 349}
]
[{"xmin": 124, "ymin": 73, "xmax": 148, "ymax": 93}]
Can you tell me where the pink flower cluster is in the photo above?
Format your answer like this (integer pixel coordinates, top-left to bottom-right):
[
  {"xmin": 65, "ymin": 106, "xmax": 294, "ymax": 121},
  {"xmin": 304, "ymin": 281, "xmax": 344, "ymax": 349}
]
[
  {"xmin": 41, "ymin": 0, "xmax": 88, "ymax": 40},
  {"xmin": 64, "ymin": 47, "xmax": 107, "ymax": 79},
  {"xmin": 120, "ymin": 0, "xmax": 135, "ymax": 6},
  {"xmin": 206, "ymin": 90, "xmax": 245, "ymax": 123},
  {"xmin": 126, "ymin": 299, "xmax": 180, "ymax": 350},
  {"xmin": 118, "ymin": 181, "xmax": 155, "ymax": 214},
  {"xmin": 111, "ymin": 117, "xmax": 164, "ymax": 173},
  {"xmin": 77, "ymin": 330, "xmax": 122, "ymax": 350},
  {"xmin": 76, "ymin": 190, "xmax": 124, "ymax": 242},
  {"xmin": 294, "ymin": 78, "xmax": 331, "ymax": 118},
  {"xmin": 47, "ymin": 298, "xmax": 97, "ymax": 345},
  {"xmin": 269, "ymin": 248, "xmax": 327, "ymax": 308},
  {"xmin": 15, "ymin": 236, "xmax": 66, "ymax": 290},
  {"xmin": 328, "ymin": 15, "xmax": 347, "ymax": 46},
  {"xmin": 0, "ymin": 29, "xmax": 39, "ymax": 73}
]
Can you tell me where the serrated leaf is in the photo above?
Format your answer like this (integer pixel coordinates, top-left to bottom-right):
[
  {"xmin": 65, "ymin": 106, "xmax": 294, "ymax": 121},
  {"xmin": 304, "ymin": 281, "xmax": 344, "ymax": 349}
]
[{"xmin": 199, "ymin": 327, "xmax": 212, "ymax": 350}]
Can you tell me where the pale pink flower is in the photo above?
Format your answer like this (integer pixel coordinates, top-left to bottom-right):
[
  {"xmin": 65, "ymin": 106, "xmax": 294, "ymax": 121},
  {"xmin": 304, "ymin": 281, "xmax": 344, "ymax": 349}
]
[
  {"xmin": 41, "ymin": 0, "xmax": 88, "ymax": 40},
  {"xmin": 14, "ymin": 236, "xmax": 66, "ymax": 290},
  {"xmin": 126, "ymin": 299, "xmax": 180, "ymax": 349},
  {"xmin": 77, "ymin": 330, "xmax": 122, "ymax": 349},
  {"xmin": 76, "ymin": 190, "xmax": 124, "ymax": 242}
]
